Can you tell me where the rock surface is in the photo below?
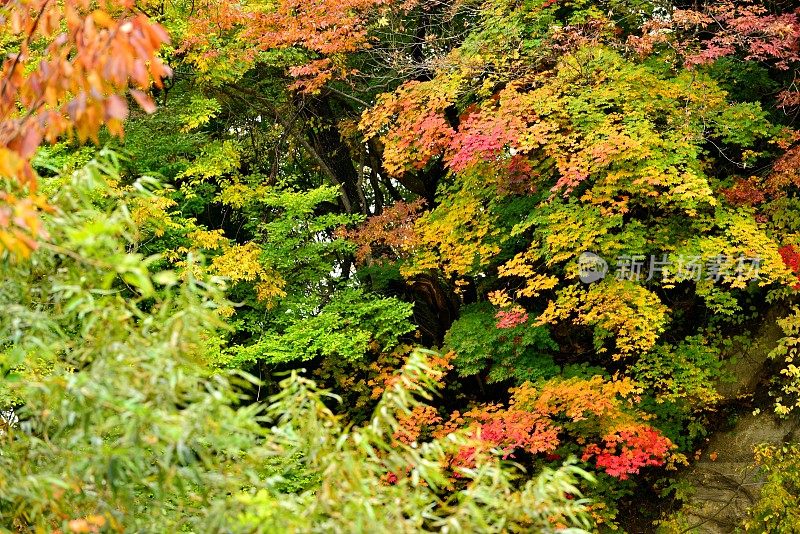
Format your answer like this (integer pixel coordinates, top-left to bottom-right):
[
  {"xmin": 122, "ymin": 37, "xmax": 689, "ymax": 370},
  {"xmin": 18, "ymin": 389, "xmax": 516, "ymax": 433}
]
[
  {"xmin": 673, "ymin": 412, "xmax": 800, "ymax": 533},
  {"xmin": 668, "ymin": 306, "xmax": 798, "ymax": 533}
]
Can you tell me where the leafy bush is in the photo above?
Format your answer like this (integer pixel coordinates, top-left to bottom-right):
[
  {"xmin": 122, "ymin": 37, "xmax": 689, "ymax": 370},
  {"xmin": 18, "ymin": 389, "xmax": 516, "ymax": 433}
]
[
  {"xmin": 745, "ymin": 444, "xmax": 800, "ymax": 533},
  {"xmin": 0, "ymin": 160, "xmax": 594, "ymax": 532},
  {"xmin": 445, "ymin": 302, "xmax": 559, "ymax": 384}
]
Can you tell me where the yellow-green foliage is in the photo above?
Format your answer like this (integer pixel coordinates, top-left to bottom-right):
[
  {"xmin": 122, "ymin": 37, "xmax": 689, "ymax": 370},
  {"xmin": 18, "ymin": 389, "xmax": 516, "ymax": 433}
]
[{"xmin": 745, "ymin": 444, "xmax": 800, "ymax": 533}]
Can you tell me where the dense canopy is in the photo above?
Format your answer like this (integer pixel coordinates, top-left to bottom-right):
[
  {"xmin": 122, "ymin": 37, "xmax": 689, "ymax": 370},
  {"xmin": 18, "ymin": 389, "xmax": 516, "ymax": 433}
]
[{"xmin": 2, "ymin": 0, "xmax": 800, "ymax": 532}]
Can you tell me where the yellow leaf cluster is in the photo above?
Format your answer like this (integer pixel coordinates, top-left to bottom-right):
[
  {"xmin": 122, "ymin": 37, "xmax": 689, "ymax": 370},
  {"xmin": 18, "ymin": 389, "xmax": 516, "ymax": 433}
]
[
  {"xmin": 210, "ymin": 243, "xmax": 286, "ymax": 305},
  {"xmin": 187, "ymin": 229, "xmax": 227, "ymax": 251},
  {"xmin": 402, "ymin": 188, "xmax": 503, "ymax": 278},
  {"xmin": 130, "ymin": 195, "xmax": 179, "ymax": 238},
  {"xmin": 498, "ymin": 250, "xmax": 560, "ymax": 298},
  {"xmin": 538, "ymin": 281, "xmax": 669, "ymax": 358}
]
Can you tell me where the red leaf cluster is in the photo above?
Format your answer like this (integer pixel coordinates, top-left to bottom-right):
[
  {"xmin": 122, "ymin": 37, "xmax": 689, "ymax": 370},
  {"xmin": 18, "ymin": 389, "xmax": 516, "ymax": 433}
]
[
  {"xmin": 765, "ymin": 144, "xmax": 800, "ymax": 195},
  {"xmin": 495, "ymin": 306, "xmax": 529, "ymax": 329},
  {"xmin": 779, "ymin": 244, "xmax": 800, "ymax": 290},
  {"xmin": 581, "ymin": 424, "xmax": 673, "ymax": 480},
  {"xmin": 721, "ymin": 177, "xmax": 766, "ymax": 207},
  {"xmin": 446, "ymin": 111, "xmax": 526, "ymax": 173},
  {"xmin": 672, "ymin": 1, "xmax": 800, "ymax": 70},
  {"xmin": 443, "ymin": 377, "xmax": 673, "ymax": 479}
]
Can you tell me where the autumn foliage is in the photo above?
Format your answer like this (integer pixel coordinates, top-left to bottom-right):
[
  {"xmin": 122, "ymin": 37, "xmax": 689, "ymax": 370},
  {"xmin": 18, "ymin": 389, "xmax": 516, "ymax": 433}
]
[
  {"xmin": 437, "ymin": 376, "xmax": 676, "ymax": 480},
  {"xmin": 7, "ymin": 0, "xmax": 800, "ymax": 531},
  {"xmin": 0, "ymin": 0, "xmax": 170, "ymax": 257}
]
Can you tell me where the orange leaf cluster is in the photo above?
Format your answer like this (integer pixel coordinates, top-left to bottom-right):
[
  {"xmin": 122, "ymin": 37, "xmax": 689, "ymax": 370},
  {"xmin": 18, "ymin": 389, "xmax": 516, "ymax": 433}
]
[
  {"xmin": 0, "ymin": 0, "xmax": 170, "ymax": 256},
  {"xmin": 182, "ymin": 0, "xmax": 417, "ymax": 92},
  {"xmin": 361, "ymin": 79, "xmax": 458, "ymax": 176},
  {"xmin": 339, "ymin": 199, "xmax": 425, "ymax": 265},
  {"xmin": 441, "ymin": 376, "xmax": 674, "ymax": 479},
  {"xmin": 369, "ymin": 349, "xmax": 454, "ymax": 400},
  {"xmin": 393, "ymin": 405, "xmax": 442, "ymax": 445}
]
